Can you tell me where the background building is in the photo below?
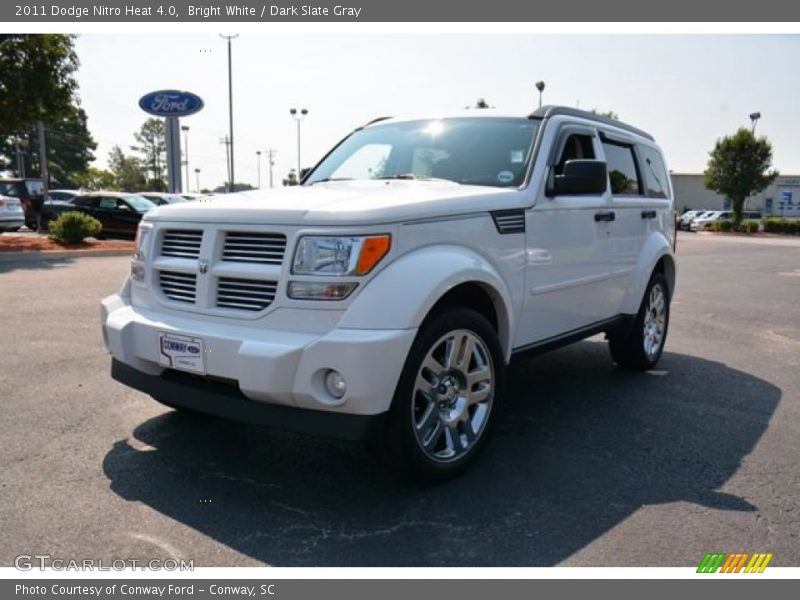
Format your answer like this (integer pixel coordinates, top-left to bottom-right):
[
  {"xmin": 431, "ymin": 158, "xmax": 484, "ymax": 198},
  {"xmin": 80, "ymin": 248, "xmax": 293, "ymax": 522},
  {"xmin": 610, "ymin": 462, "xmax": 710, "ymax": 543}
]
[{"xmin": 671, "ymin": 174, "xmax": 800, "ymax": 217}]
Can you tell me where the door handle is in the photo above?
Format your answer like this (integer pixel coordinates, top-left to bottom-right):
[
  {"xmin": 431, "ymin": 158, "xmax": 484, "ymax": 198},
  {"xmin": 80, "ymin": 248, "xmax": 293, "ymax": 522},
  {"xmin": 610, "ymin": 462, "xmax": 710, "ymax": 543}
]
[
  {"xmin": 641, "ymin": 210, "xmax": 657, "ymax": 219},
  {"xmin": 594, "ymin": 211, "xmax": 616, "ymax": 222}
]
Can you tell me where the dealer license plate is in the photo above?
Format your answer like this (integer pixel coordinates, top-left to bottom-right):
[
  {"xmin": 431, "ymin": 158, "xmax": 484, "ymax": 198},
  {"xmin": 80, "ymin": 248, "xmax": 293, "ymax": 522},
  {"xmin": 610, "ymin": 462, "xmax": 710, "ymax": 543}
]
[{"xmin": 158, "ymin": 332, "xmax": 205, "ymax": 374}]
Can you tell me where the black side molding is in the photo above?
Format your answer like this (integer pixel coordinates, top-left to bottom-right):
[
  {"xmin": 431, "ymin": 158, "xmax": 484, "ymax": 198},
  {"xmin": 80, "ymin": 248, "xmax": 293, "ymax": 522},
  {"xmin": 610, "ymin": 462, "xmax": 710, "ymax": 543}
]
[
  {"xmin": 111, "ymin": 359, "xmax": 387, "ymax": 441},
  {"xmin": 641, "ymin": 210, "xmax": 657, "ymax": 219},
  {"xmin": 510, "ymin": 315, "xmax": 630, "ymax": 363}
]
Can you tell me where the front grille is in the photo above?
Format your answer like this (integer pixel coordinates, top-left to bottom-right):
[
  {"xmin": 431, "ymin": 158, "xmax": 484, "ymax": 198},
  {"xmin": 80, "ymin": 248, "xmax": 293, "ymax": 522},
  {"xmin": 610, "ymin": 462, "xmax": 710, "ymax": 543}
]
[
  {"xmin": 161, "ymin": 230, "xmax": 203, "ymax": 258},
  {"xmin": 216, "ymin": 277, "xmax": 277, "ymax": 312},
  {"xmin": 222, "ymin": 232, "xmax": 286, "ymax": 264},
  {"xmin": 159, "ymin": 271, "xmax": 197, "ymax": 303}
]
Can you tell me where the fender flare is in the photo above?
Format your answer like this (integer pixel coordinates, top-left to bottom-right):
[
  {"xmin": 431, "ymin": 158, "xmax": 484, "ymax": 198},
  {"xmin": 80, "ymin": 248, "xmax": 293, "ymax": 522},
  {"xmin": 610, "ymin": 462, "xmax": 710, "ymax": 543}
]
[
  {"xmin": 339, "ymin": 245, "xmax": 515, "ymax": 361},
  {"xmin": 620, "ymin": 232, "xmax": 677, "ymax": 314}
]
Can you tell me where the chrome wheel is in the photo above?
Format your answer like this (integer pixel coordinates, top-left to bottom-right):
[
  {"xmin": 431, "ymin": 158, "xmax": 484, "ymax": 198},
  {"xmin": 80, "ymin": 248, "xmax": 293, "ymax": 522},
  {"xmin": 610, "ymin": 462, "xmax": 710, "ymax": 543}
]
[
  {"xmin": 411, "ymin": 329, "xmax": 494, "ymax": 463},
  {"xmin": 643, "ymin": 282, "xmax": 667, "ymax": 360}
]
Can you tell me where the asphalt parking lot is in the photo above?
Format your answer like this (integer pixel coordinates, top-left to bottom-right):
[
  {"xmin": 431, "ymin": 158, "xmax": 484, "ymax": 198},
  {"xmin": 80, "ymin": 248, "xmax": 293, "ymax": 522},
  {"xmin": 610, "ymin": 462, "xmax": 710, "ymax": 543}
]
[{"xmin": 1, "ymin": 232, "xmax": 798, "ymax": 567}]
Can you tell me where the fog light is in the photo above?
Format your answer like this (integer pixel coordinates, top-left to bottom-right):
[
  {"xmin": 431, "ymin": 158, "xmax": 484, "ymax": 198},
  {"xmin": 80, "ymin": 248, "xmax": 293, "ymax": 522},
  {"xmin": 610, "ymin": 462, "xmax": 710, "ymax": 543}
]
[
  {"xmin": 325, "ymin": 370, "xmax": 347, "ymax": 399},
  {"xmin": 130, "ymin": 260, "xmax": 145, "ymax": 283}
]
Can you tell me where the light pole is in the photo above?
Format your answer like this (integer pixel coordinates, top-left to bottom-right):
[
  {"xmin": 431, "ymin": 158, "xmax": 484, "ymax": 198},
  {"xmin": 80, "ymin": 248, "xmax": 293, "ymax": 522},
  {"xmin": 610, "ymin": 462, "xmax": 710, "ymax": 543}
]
[
  {"xmin": 749, "ymin": 111, "xmax": 761, "ymax": 135},
  {"xmin": 256, "ymin": 150, "xmax": 262, "ymax": 189},
  {"xmin": 268, "ymin": 148, "xmax": 276, "ymax": 188},
  {"xmin": 535, "ymin": 81, "xmax": 546, "ymax": 108},
  {"xmin": 290, "ymin": 108, "xmax": 308, "ymax": 182},
  {"xmin": 181, "ymin": 125, "xmax": 190, "ymax": 193},
  {"xmin": 194, "ymin": 168, "xmax": 201, "ymax": 193},
  {"xmin": 220, "ymin": 34, "xmax": 239, "ymax": 192}
]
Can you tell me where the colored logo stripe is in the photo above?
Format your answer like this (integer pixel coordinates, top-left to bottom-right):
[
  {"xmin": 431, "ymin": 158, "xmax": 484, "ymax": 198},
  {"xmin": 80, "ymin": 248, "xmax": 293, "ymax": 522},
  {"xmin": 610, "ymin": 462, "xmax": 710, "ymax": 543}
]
[
  {"xmin": 697, "ymin": 552, "xmax": 773, "ymax": 573},
  {"xmin": 697, "ymin": 553, "xmax": 726, "ymax": 573}
]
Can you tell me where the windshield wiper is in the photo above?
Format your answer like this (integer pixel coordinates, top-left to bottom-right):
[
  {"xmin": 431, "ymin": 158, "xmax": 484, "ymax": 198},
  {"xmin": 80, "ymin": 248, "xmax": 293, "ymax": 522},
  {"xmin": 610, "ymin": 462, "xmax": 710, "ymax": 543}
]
[
  {"xmin": 376, "ymin": 173, "xmax": 454, "ymax": 183},
  {"xmin": 309, "ymin": 177, "xmax": 354, "ymax": 185}
]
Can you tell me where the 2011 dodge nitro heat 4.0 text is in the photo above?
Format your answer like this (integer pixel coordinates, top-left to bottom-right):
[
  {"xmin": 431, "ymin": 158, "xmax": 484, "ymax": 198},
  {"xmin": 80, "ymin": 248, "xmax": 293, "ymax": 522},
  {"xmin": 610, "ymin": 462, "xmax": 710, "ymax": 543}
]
[{"xmin": 102, "ymin": 106, "xmax": 677, "ymax": 480}]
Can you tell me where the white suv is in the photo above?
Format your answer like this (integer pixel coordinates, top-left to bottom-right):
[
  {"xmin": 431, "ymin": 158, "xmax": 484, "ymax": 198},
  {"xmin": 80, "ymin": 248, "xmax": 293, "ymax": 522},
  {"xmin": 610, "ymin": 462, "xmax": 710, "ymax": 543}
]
[{"xmin": 102, "ymin": 107, "xmax": 676, "ymax": 480}]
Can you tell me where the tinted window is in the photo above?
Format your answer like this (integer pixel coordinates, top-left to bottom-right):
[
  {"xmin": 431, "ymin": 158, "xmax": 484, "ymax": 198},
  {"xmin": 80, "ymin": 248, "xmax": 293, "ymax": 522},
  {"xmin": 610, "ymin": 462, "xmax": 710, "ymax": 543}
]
[
  {"xmin": 638, "ymin": 146, "xmax": 669, "ymax": 198},
  {"xmin": 98, "ymin": 198, "xmax": 117, "ymax": 210},
  {"xmin": 555, "ymin": 134, "xmax": 595, "ymax": 175},
  {"xmin": 73, "ymin": 196, "xmax": 98, "ymax": 208},
  {"xmin": 602, "ymin": 141, "xmax": 642, "ymax": 195}
]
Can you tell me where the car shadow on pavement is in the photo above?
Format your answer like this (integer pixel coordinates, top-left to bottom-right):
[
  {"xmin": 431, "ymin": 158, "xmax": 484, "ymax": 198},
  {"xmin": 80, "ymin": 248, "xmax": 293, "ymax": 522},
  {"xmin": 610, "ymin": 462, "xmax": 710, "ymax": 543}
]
[
  {"xmin": 102, "ymin": 340, "xmax": 780, "ymax": 566},
  {"xmin": 0, "ymin": 257, "xmax": 76, "ymax": 274}
]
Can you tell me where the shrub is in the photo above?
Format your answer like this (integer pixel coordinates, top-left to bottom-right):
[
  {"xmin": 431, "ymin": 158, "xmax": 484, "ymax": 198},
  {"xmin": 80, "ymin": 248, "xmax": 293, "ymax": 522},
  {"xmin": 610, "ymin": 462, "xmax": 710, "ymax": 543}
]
[
  {"xmin": 717, "ymin": 220, "xmax": 734, "ymax": 232},
  {"xmin": 47, "ymin": 211, "xmax": 102, "ymax": 244},
  {"xmin": 745, "ymin": 221, "xmax": 760, "ymax": 233}
]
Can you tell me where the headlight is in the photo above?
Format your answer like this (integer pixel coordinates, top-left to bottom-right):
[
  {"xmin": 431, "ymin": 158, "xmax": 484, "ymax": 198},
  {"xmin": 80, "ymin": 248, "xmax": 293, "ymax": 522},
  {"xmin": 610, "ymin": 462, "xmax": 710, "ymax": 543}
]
[
  {"xmin": 133, "ymin": 225, "xmax": 150, "ymax": 261},
  {"xmin": 292, "ymin": 234, "xmax": 390, "ymax": 276},
  {"xmin": 131, "ymin": 225, "xmax": 151, "ymax": 283}
]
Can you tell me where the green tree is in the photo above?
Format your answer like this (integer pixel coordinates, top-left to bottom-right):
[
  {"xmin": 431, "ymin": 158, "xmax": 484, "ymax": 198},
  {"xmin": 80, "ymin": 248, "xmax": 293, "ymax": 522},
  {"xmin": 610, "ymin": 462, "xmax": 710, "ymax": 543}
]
[
  {"xmin": 704, "ymin": 128, "xmax": 778, "ymax": 226},
  {"xmin": 0, "ymin": 105, "xmax": 96, "ymax": 186},
  {"xmin": 132, "ymin": 118, "xmax": 166, "ymax": 190},
  {"xmin": 475, "ymin": 98, "xmax": 490, "ymax": 109},
  {"xmin": 108, "ymin": 145, "xmax": 147, "ymax": 192},
  {"xmin": 0, "ymin": 34, "xmax": 79, "ymax": 134},
  {"xmin": 72, "ymin": 167, "xmax": 118, "ymax": 191},
  {"xmin": 591, "ymin": 109, "xmax": 619, "ymax": 120}
]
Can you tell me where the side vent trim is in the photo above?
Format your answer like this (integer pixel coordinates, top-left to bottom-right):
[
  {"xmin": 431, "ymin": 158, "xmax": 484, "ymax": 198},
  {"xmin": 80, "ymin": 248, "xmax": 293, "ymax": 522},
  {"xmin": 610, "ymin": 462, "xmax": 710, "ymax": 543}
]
[{"xmin": 491, "ymin": 209, "xmax": 526, "ymax": 234}]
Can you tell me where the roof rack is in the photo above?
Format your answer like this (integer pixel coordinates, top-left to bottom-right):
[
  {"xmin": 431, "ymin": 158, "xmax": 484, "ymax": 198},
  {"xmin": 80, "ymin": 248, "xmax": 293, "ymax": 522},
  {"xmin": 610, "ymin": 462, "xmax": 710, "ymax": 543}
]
[{"xmin": 529, "ymin": 106, "xmax": 654, "ymax": 141}]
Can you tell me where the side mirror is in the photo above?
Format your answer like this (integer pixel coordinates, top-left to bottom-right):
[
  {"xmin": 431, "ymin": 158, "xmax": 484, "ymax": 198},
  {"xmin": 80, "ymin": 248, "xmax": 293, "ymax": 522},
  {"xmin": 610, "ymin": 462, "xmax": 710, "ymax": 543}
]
[
  {"xmin": 552, "ymin": 160, "xmax": 607, "ymax": 196},
  {"xmin": 299, "ymin": 167, "xmax": 311, "ymax": 182}
]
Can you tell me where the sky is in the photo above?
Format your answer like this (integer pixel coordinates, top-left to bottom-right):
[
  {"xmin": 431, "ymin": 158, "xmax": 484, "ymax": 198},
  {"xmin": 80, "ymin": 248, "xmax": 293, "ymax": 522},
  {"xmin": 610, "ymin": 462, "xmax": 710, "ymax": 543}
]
[{"xmin": 73, "ymin": 34, "xmax": 800, "ymax": 191}]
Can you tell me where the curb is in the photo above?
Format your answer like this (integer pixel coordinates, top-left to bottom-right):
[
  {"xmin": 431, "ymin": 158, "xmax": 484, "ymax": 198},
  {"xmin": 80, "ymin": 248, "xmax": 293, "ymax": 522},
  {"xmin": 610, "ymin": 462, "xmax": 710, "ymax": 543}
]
[{"xmin": 0, "ymin": 249, "xmax": 132, "ymax": 262}]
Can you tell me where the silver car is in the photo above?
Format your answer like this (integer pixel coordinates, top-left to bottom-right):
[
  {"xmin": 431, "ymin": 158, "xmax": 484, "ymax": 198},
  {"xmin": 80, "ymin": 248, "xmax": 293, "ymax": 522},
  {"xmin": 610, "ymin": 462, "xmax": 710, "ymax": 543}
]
[{"xmin": 0, "ymin": 194, "xmax": 24, "ymax": 231}]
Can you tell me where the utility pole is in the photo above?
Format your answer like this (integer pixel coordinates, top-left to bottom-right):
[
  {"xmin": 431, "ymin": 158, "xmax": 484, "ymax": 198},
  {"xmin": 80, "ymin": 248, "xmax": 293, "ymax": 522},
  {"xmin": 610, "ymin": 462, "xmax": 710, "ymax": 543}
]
[
  {"xmin": 36, "ymin": 119, "xmax": 48, "ymax": 229},
  {"xmin": 220, "ymin": 136, "xmax": 231, "ymax": 191},
  {"xmin": 14, "ymin": 136, "xmax": 25, "ymax": 178},
  {"xmin": 220, "ymin": 34, "xmax": 239, "ymax": 192},
  {"xmin": 256, "ymin": 150, "xmax": 262, "ymax": 189},
  {"xmin": 181, "ymin": 125, "xmax": 190, "ymax": 193},
  {"xmin": 267, "ymin": 148, "xmax": 277, "ymax": 188},
  {"xmin": 194, "ymin": 168, "xmax": 201, "ymax": 193}
]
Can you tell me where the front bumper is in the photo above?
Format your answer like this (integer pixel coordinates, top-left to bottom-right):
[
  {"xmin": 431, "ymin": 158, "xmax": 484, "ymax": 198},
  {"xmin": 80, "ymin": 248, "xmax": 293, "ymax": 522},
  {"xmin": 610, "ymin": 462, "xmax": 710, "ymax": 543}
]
[
  {"xmin": 111, "ymin": 359, "xmax": 387, "ymax": 440},
  {"xmin": 102, "ymin": 291, "xmax": 417, "ymax": 421}
]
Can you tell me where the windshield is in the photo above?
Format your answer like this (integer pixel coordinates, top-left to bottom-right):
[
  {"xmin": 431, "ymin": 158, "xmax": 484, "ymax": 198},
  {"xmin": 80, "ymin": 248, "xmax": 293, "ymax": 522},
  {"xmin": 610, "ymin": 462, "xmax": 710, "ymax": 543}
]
[
  {"xmin": 125, "ymin": 195, "xmax": 157, "ymax": 213},
  {"xmin": 305, "ymin": 117, "xmax": 540, "ymax": 188}
]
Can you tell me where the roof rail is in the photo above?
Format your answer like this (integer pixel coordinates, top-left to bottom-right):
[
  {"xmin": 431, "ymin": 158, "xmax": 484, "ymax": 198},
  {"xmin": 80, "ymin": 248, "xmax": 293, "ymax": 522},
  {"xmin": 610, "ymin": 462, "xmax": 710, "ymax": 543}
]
[{"xmin": 528, "ymin": 105, "xmax": 654, "ymax": 141}]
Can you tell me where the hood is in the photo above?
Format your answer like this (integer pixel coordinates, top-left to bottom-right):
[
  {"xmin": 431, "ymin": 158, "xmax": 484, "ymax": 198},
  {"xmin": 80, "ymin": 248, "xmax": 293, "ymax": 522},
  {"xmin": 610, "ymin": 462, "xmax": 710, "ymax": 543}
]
[{"xmin": 144, "ymin": 180, "xmax": 520, "ymax": 226}]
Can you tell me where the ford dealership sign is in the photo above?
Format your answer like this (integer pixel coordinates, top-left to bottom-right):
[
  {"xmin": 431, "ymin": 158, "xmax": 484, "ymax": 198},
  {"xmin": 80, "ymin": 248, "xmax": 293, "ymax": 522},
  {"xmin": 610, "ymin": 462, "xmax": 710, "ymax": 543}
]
[{"xmin": 138, "ymin": 90, "xmax": 204, "ymax": 117}]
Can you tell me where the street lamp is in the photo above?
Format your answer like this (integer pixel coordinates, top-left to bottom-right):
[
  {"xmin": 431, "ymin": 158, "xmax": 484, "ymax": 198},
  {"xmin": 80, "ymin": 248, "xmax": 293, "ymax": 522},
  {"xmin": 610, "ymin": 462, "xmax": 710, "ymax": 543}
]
[
  {"xmin": 256, "ymin": 150, "xmax": 262, "ymax": 189},
  {"xmin": 290, "ymin": 108, "xmax": 308, "ymax": 183},
  {"xmin": 181, "ymin": 125, "xmax": 190, "ymax": 193},
  {"xmin": 220, "ymin": 34, "xmax": 239, "ymax": 192},
  {"xmin": 749, "ymin": 112, "xmax": 761, "ymax": 135},
  {"xmin": 194, "ymin": 168, "xmax": 201, "ymax": 194},
  {"xmin": 535, "ymin": 81, "xmax": 546, "ymax": 108}
]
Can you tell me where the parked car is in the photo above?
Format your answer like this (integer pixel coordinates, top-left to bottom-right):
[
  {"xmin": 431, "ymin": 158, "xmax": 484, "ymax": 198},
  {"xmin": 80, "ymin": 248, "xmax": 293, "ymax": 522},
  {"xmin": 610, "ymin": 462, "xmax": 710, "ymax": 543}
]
[
  {"xmin": 59, "ymin": 192, "xmax": 156, "ymax": 237},
  {"xmin": 47, "ymin": 189, "xmax": 80, "ymax": 202},
  {"xmin": 690, "ymin": 210, "xmax": 728, "ymax": 231},
  {"xmin": 678, "ymin": 209, "xmax": 708, "ymax": 230},
  {"xmin": 0, "ymin": 194, "xmax": 25, "ymax": 231},
  {"xmin": 103, "ymin": 106, "xmax": 677, "ymax": 480},
  {"xmin": 139, "ymin": 192, "xmax": 190, "ymax": 206},
  {"xmin": 0, "ymin": 178, "xmax": 44, "ymax": 230}
]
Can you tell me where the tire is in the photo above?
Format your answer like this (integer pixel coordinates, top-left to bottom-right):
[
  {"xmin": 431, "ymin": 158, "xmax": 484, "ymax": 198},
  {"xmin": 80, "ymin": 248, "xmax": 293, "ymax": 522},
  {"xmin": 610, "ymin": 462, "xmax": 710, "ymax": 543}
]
[
  {"xmin": 380, "ymin": 306, "xmax": 505, "ymax": 482},
  {"xmin": 609, "ymin": 272, "xmax": 670, "ymax": 371}
]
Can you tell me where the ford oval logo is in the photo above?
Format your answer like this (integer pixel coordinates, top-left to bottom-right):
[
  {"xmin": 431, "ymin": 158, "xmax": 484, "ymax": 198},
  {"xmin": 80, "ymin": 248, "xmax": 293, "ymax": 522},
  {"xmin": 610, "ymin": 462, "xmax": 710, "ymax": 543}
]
[
  {"xmin": 186, "ymin": 346, "xmax": 200, "ymax": 355},
  {"xmin": 138, "ymin": 90, "xmax": 204, "ymax": 117}
]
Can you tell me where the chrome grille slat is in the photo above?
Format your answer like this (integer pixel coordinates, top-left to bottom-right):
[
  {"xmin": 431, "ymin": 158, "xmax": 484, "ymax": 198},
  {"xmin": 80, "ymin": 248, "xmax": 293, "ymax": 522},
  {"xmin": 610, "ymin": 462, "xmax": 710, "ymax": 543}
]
[
  {"xmin": 159, "ymin": 270, "xmax": 197, "ymax": 303},
  {"xmin": 222, "ymin": 232, "xmax": 286, "ymax": 265},
  {"xmin": 216, "ymin": 277, "xmax": 277, "ymax": 312},
  {"xmin": 162, "ymin": 230, "xmax": 203, "ymax": 259}
]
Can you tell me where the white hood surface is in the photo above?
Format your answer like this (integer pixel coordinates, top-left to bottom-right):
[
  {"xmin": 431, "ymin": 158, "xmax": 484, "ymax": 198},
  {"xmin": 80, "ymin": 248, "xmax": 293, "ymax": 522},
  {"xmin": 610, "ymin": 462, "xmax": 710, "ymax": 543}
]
[{"xmin": 145, "ymin": 180, "xmax": 520, "ymax": 226}]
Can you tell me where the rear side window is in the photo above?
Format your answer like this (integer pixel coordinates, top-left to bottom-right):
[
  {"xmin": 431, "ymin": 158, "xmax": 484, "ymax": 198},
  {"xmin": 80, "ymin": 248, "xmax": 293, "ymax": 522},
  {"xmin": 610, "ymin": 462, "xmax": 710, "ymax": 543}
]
[
  {"xmin": 602, "ymin": 141, "xmax": 642, "ymax": 196},
  {"xmin": 73, "ymin": 197, "xmax": 98, "ymax": 208},
  {"xmin": 638, "ymin": 146, "xmax": 670, "ymax": 199}
]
